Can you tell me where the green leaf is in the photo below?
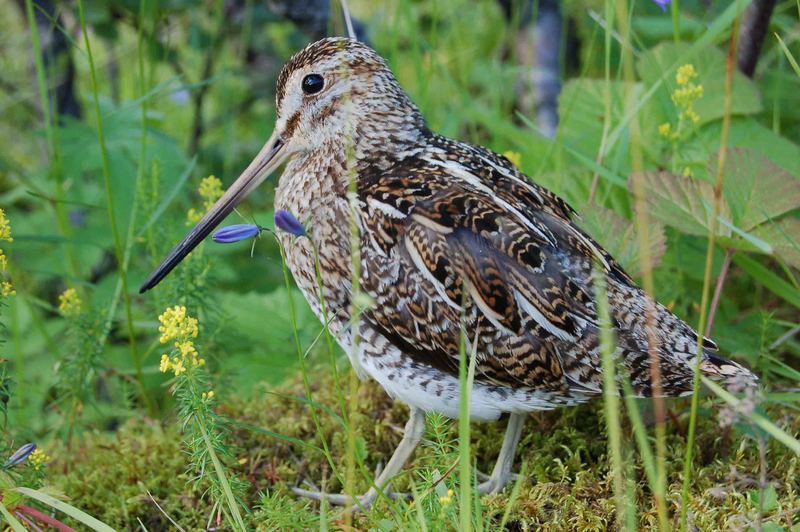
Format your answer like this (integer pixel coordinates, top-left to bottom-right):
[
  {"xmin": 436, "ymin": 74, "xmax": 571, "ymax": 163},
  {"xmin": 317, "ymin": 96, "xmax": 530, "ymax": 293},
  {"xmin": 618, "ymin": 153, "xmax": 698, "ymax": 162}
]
[
  {"xmin": 218, "ymin": 289, "xmax": 323, "ymax": 392},
  {"xmin": 752, "ymin": 217, "xmax": 800, "ymax": 269},
  {"xmin": 748, "ymin": 484, "xmax": 778, "ymax": 513},
  {"xmin": 577, "ymin": 205, "xmax": 666, "ymax": 277},
  {"xmin": 630, "ymin": 171, "xmax": 731, "ymax": 237},
  {"xmin": 714, "ymin": 148, "xmax": 800, "ymax": 230},
  {"xmin": 775, "ymin": 33, "xmax": 800, "ymax": 78},
  {"xmin": 558, "ymin": 79, "xmax": 649, "ymax": 166},
  {"xmin": 733, "ymin": 254, "xmax": 800, "ymax": 310}
]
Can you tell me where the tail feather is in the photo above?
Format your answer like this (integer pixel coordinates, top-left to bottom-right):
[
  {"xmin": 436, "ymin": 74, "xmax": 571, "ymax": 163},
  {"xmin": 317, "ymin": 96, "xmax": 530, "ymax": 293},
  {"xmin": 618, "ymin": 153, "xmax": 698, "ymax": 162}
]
[{"xmin": 700, "ymin": 350, "xmax": 758, "ymax": 390}]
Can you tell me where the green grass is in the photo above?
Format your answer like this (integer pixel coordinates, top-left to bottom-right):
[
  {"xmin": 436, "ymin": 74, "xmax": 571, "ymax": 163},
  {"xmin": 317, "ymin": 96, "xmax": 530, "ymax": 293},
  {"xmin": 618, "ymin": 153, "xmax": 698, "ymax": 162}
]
[
  {"xmin": 1, "ymin": 0, "xmax": 800, "ymax": 529},
  {"xmin": 48, "ymin": 373, "xmax": 800, "ymax": 530}
]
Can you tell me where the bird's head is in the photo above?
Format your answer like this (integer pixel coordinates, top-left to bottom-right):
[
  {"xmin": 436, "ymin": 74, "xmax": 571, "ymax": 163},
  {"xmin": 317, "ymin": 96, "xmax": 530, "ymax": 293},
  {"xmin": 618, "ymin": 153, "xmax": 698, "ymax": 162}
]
[{"xmin": 140, "ymin": 37, "xmax": 425, "ymax": 293}]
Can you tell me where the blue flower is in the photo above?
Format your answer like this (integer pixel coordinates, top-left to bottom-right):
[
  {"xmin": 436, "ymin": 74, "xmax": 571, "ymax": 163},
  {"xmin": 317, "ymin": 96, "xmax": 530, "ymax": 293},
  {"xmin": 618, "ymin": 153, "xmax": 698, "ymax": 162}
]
[
  {"xmin": 274, "ymin": 210, "xmax": 306, "ymax": 237},
  {"xmin": 4, "ymin": 443, "xmax": 36, "ymax": 468},
  {"xmin": 212, "ymin": 224, "xmax": 260, "ymax": 244},
  {"xmin": 652, "ymin": 0, "xmax": 671, "ymax": 12}
]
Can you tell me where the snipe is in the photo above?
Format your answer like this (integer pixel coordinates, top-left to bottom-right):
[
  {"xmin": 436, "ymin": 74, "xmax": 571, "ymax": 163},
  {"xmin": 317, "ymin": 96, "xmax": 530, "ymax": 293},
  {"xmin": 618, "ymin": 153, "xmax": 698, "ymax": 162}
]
[{"xmin": 141, "ymin": 37, "xmax": 757, "ymax": 509}]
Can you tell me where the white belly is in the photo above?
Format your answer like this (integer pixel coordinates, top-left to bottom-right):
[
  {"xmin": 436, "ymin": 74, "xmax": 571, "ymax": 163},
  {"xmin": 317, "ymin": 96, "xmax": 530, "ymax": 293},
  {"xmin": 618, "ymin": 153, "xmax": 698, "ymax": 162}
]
[{"xmin": 357, "ymin": 326, "xmax": 585, "ymax": 421}]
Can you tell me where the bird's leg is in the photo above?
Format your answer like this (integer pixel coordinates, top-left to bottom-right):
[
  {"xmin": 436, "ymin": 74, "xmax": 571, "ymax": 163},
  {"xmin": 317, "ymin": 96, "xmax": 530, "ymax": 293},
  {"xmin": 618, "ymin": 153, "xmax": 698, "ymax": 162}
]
[
  {"xmin": 477, "ymin": 413, "xmax": 526, "ymax": 494},
  {"xmin": 293, "ymin": 407, "xmax": 426, "ymax": 511}
]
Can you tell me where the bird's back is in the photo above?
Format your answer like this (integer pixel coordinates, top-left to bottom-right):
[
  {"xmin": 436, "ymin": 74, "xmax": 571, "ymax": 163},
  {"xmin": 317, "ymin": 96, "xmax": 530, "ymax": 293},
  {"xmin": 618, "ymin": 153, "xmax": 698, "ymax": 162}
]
[{"xmin": 355, "ymin": 134, "xmax": 756, "ymax": 400}]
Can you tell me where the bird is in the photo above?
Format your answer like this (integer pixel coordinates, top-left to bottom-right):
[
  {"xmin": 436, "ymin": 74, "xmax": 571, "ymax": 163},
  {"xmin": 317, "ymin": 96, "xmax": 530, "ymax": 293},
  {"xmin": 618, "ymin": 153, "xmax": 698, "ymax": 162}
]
[{"xmin": 140, "ymin": 37, "xmax": 757, "ymax": 509}]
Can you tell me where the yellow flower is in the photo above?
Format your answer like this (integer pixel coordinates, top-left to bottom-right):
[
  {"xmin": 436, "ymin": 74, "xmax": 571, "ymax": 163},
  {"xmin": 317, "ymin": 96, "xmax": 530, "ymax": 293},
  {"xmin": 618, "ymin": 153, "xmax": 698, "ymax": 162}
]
[
  {"xmin": 0, "ymin": 208, "xmax": 12, "ymax": 242},
  {"xmin": 676, "ymin": 64, "xmax": 697, "ymax": 86},
  {"xmin": 202, "ymin": 390, "xmax": 215, "ymax": 401},
  {"xmin": 671, "ymin": 85, "xmax": 704, "ymax": 107},
  {"xmin": 186, "ymin": 176, "xmax": 224, "ymax": 225},
  {"xmin": 159, "ymin": 354, "xmax": 172, "ymax": 373},
  {"xmin": 684, "ymin": 109, "xmax": 700, "ymax": 124},
  {"xmin": 171, "ymin": 357, "xmax": 186, "ymax": 376},
  {"xmin": 658, "ymin": 122, "xmax": 671, "ymax": 138},
  {"xmin": 29, "ymin": 448, "xmax": 49, "ymax": 470},
  {"xmin": 176, "ymin": 340, "xmax": 197, "ymax": 358},
  {"xmin": 439, "ymin": 488, "xmax": 454, "ymax": 505},
  {"xmin": 1, "ymin": 281, "xmax": 15, "ymax": 297},
  {"xmin": 502, "ymin": 151, "xmax": 522, "ymax": 168},
  {"xmin": 186, "ymin": 208, "xmax": 203, "ymax": 225},
  {"xmin": 58, "ymin": 288, "xmax": 82, "ymax": 316},
  {"xmin": 158, "ymin": 305, "xmax": 199, "ymax": 344},
  {"xmin": 198, "ymin": 175, "xmax": 223, "ymax": 208}
]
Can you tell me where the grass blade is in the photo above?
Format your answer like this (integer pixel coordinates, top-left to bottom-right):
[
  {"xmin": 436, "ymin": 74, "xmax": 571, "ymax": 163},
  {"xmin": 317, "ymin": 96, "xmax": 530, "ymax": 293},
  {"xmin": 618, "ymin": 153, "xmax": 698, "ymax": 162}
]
[
  {"xmin": 14, "ymin": 487, "xmax": 115, "ymax": 531},
  {"xmin": 733, "ymin": 254, "xmax": 800, "ymax": 310},
  {"xmin": 196, "ymin": 416, "xmax": 248, "ymax": 531},
  {"xmin": 137, "ymin": 156, "xmax": 198, "ymax": 236},
  {"xmin": 0, "ymin": 501, "xmax": 26, "ymax": 532}
]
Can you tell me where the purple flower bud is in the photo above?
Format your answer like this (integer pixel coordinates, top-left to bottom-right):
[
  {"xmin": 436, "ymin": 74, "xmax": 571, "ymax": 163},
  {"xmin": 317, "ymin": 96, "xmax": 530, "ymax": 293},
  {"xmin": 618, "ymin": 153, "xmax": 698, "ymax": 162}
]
[
  {"xmin": 212, "ymin": 224, "xmax": 260, "ymax": 244},
  {"xmin": 652, "ymin": 0, "xmax": 671, "ymax": 12},
  {"xmin": 274, "ymin": 210, "xmax": 306, "ymax": 237},
  {"xmin": 4, "ymin": 443, "xmax": 36, "ymax": 468}
]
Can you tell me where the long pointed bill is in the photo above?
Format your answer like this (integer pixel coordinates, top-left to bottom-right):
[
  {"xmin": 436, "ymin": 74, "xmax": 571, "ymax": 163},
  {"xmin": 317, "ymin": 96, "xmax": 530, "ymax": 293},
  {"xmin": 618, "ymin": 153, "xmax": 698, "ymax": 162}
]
[{"xmin": 139, "ymin": 132, "xmax": 288, "ymax": 293}]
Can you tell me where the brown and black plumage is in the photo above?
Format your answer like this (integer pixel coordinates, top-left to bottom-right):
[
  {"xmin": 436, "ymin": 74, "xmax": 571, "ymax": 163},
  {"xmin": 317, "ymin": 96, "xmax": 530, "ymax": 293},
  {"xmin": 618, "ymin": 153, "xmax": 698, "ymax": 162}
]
[{"xmin": 141, "ymin": 37, "xmax": 757, "ymax": 507}]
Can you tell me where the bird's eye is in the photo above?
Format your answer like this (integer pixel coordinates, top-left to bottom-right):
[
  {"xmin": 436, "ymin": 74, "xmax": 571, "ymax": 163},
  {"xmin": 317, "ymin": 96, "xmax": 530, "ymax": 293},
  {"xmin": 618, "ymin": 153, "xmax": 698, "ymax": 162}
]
[{"xmin": 301, "ymin": 74, "xmax": 325, "ymax": 95}]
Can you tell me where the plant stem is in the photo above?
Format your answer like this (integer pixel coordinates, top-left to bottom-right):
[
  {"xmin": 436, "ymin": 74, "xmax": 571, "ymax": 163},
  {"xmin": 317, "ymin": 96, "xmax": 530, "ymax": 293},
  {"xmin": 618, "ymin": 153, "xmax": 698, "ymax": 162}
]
[
  {"xmin": 458, "ymin": 303, "xmax": 479, "ymax": 532},
  {"xmin": 614, "ymin": 0, "xmax": 668, "ymax": 526},
  {"xmin": 196, "ymin": 415, "xmax": 247, "ymax": 531},
  {"xmin": 595, "ymin": 269, "xmax": 626, "ymax": 528},
  {"xmin": 77, "ymin": 0, "xmax": 147, "ymax": 408},
  {"xmin": 671, "ymin": 0, "xmax": 681, "ymax": 43},
  {"xmin": 313, "ymin": 244, "xmax": 347, "ymax": 419},
  {"xmin": 705, "ymin": 249, "xmax": 734, "ymax": 338},
  {"xmin": 15, "ymin": 505, "xmax": 74, "ymax": 532},
  {"xmin": 23, "ymin": 0, "xmax": 80, "ymax": 284},
  {"xmin": 277, "ymin": 239, "xmax": 342, "ymax": 485},
  {"xmin": 680, "ymin": 7, "xmax": 742, "ymax": 529}
]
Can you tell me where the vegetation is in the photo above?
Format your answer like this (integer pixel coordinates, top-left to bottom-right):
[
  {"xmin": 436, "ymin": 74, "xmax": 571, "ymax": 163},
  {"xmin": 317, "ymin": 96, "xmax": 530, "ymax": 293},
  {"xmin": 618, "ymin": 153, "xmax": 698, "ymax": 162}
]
[{"xmin": 1, "ymin": 0, "xmax": 799, "ymax": 530}]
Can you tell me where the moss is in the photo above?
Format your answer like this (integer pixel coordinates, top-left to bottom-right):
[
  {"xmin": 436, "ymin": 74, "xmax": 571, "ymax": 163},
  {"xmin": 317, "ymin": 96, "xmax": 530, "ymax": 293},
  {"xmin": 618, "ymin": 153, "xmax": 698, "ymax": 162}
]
[
  {"xmin": 47, "ymin": 370, "xmax": 800, "ymax": 530},
  {"xmin": 51, "ymin": 422, "xmax": 212, "ymax": 529}
]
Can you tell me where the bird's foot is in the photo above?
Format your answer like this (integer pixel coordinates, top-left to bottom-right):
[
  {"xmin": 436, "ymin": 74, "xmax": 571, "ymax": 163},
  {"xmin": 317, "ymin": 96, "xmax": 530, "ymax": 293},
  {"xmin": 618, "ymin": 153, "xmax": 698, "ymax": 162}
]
[
  {"xmin": 291, "ymin": 485, "xmax": 410, "ymax": 512},
  {"xmin": 476, "ymin": 471, "xmax": 519, "ymax": 495},
  {"xmin": 476, "ymin": 470, "xmax": 519, "ymax": 483}
]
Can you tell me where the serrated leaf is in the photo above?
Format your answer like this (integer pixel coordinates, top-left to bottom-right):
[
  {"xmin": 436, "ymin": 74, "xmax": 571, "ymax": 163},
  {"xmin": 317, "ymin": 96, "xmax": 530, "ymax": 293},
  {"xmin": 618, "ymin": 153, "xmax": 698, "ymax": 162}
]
[
  {"xmin": 714, "ymin": 148, "xmax": 800, "ymax": 230},
  {"xmin": 578, "ymin": 205, "xmax": 666, "ymax": 277},
  {"xmin": 630, "ymin": 171, "xmax": 731, "ymax": 237},
  {"xmin": 748, "ymin": 484, "xmax": 779, "ymax": 513},
  {"xmin": 752, "ymin": 217, "xmax": 800, "ymax": 269}
]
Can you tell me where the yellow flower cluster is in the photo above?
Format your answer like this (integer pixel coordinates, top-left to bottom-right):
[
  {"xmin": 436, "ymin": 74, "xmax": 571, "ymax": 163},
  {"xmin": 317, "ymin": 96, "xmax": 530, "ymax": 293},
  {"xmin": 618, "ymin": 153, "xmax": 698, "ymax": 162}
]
[
  {"xmin": 29, "ymin": 448, "xmax": 49, "ymax": 470},
  {"xmin": 0, "ymin": 209, "xmax": 14, "ymax": 297},
  {"xmin": 439, "ymin": 488, "xmax": 455, "ymax": 505},
  {"xmin": 187, "ymin": 175, "xmax": 224, "ymax": 224},
  {"xmin": 675, "ymin": 63, "xmax": 697, "ymax": 86},
  {"xmin": 2, "ymin": 281, "xmax": 15, "ymax": 297},
  {"xmin": 671, "ymin": 63, "xmax": 703, "ymax": 125},
  {"xmin": 660, "ymin": 63, "xmax": 704, "ymax": 141},
  {"xmin": 0, "ymin": 208, "xmax": 12, "ymax": 242},
  {"xmin": 58, "ymin": 288, "xmax": 81, "ymax": 316},
  {"xmin": 158, "ymin": 305, "xmax": 205, "ymax": 377},
  {"xmin": 502, "ymin": 150, "xmax": 522, "ymax": 168},
  {"xmin": 201, "ymin": 390, "xmax": 215, "ymax": 401}
]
